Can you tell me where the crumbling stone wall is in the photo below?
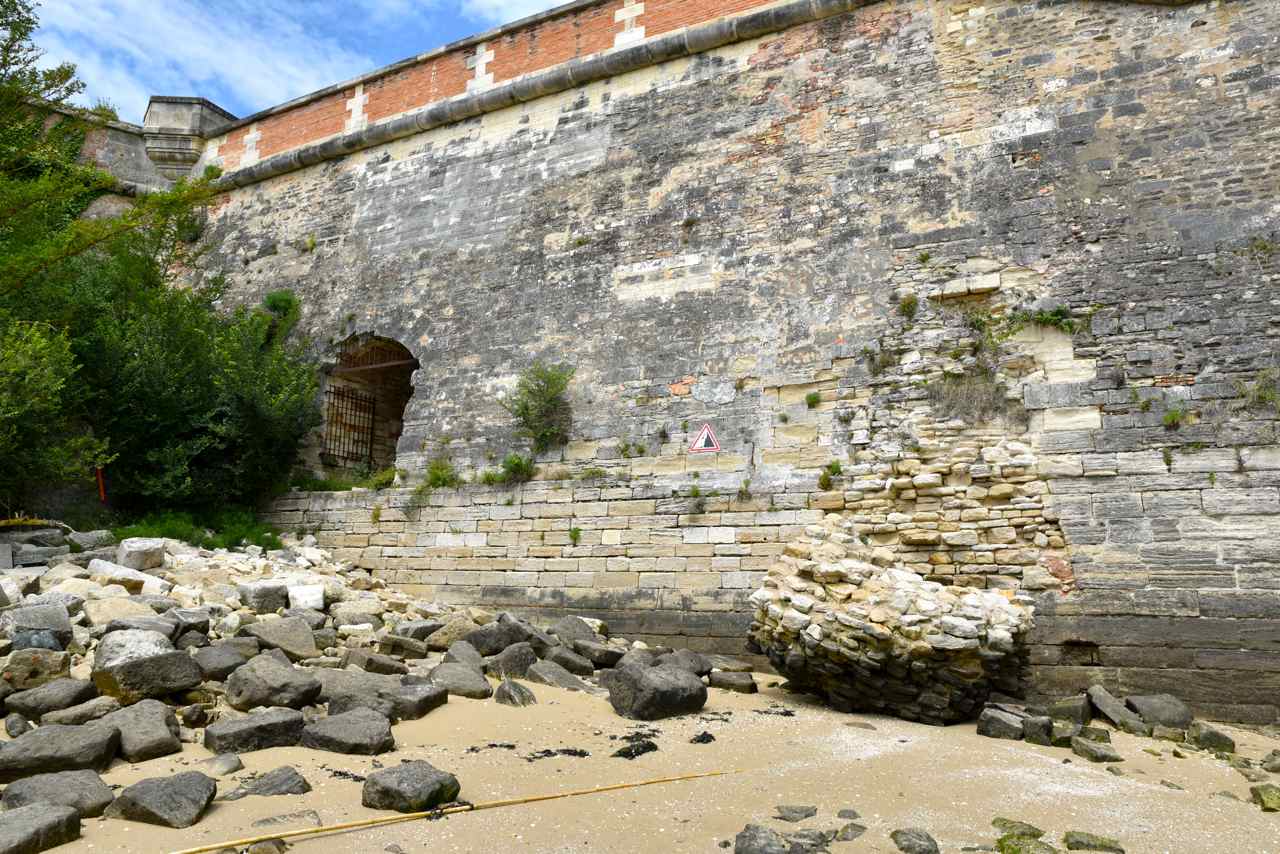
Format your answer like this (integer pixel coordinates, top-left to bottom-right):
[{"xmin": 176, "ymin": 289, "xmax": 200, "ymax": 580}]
[{"xmin": 196, "ymin": 0, "xmax": 1280, "ymax": 721}]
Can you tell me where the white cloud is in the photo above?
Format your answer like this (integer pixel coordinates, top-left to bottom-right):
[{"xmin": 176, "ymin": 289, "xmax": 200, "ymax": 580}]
[
  {"xmin": 35, "ymin": 0, "xmax": 381, "ymax": 122},
  {"xmin": 460, "ymin": 0, "xmax": 568, "ymax": 25},
  {"xmin": 32, "ymin": 0, "xmax": 575, "ymax": 124}
]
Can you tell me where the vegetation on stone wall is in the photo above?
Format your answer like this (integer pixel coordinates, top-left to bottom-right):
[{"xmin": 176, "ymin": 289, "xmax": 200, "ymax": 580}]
[
  {"xmin": 0, "ymin": 2, "xmax": 318, "ymax": 520},
  {"xmin": 502, "ymin": 362, "xmax": 575, "ymax": 454}
]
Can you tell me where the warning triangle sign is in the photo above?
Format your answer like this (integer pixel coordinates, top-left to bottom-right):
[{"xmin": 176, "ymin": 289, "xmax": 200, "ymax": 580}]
[{"xmin": 688, "ymin": 423, "xmax": 721, "ymax": 454}]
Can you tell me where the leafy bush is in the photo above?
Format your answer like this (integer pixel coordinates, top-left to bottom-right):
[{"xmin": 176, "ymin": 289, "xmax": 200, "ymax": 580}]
[
  {"xmin": 578, "ymin": 467, "xmax": 608, "ymax": 480},
  {"xmin": 569, "ymin": 526, "xmax": 582, "ymax": 545},
  {"xmin": 1163, "ymin": 407, "xmax": 1187, "ymax": 430},
  {"xmin": 818, "ymin": 471, "xmax": 833, "ymax": 491},
  {"xmin": 499, "ymin": 453, "xmax": 536, "ymax": 484},
  {"xmin": 424, "ymin": 455, "xmax": 462, "ymax": 488},
  {"xmin": 898, "ymin": 294, "xmax": 919, "ymax": 320},
  {"xmin": 825, "ymin": 461, "xmax": 843, "ymax": 476},
  {"xmin": 501, "ymin": 362, "xmax": 575, "ymax": 454},
  {"xmin": 805, "ymin": 391, "xmax": 821, "ymax": 409},
  {"xmin": 925, "ymin": 370, "xmax": 1016, "ymax": 424},
  {"xmin": 0, "ymin": 317, "xmax": 110, "ymax": 510}
]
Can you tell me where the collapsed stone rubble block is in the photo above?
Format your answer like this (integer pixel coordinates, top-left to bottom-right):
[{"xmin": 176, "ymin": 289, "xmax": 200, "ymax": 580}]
[{"xmin": 747, "ymin": 514, "xmax": 1034, "ymax": 724}]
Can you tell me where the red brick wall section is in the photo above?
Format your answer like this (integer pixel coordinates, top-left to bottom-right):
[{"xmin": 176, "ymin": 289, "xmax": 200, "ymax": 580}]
[
  {"xmin": 488, "ymin": 0, "xmax": 625, "ymax": 83},
  {"xmin": 214, "ymin": 0, "xmax": 785, "ymax": 167}
]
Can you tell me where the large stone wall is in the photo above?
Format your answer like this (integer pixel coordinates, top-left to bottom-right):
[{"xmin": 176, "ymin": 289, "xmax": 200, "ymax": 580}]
[{"xmin": 194, "ymin": 0, "xmax": 1280, "ymax": 721}]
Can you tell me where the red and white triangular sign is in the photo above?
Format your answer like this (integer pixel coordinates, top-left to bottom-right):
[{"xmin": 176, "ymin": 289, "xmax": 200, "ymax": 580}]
[{"xmin": 688, "ymin": 423, "xmax": 721, "ymax": 454}]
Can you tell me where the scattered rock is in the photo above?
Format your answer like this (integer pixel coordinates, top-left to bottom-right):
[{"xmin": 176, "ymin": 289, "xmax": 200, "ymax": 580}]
[
  {"xmin": 223, "ymin": 766, "xmax": 313, "ymax": 801},
  {"xmin": 426, "ymin": 616, "xmax": 480, "ymax": 651},
  {"xmin": 1262, "ymin": 750, "xmax": 1280, "ymax": 773},
  {"xmin": 1251, "ymin": 783, "xmax": 1280, "ymax": 812},
  {"xmin": 5, "ymin": 678, "xmax": 97, "ymax": 722},
  {"xmin": 238, "ymin": 581, "xmax": 290, "ymax": 614},
  {"xmin": 243, "ymin": 617, "xmax": 321, "ymax": 662},
  {"xmin": 525, "ymin": 659, "xmax": 590, "ymax": 692},
  {"xmin": 1124, "ymin": 694, "xmax": 1192, "ymax": 730},
  {"xmin": 3, "ymin": 648, "xmax": 70, "ymax": 690},
  {"xmin": 105, "ymin": 770, "xmax": 216, "ymax": 828},
  {"xmin": 891, "ymin": 828, "xmax": 941, "ymax": 854},
  {"xmin": 1071, "ymin": 736, "xmax": 1123, "ymax": 763},
  {"xmin": 116, "ymin": 537, "xmax": 165, "ymax": 571},
  {"xmin": 192, "ymin": 643, "xmax": 249, "ymax": 680},
  {"xmin": 428, "ymin": 663, "xmax": 493, "ymax": 700},
  {"xmin": 461, "ymin": 621, "xmax": 526, "ymax": 657},
  {"xmin": 654, "ymin": 648, "xmax": 712, "ymax": 676},
  {"xmin": 361, "ymin": 761, "xmax": 461, "ymax": 812},
  {"xmin": 606, "ymin": 664, "xmax": 707, "ymax": 720},
  {"xmin": 225, "ymin": 653, "xmax": 322, "ymax": 711},
  {"xmin": 1063, "ymin": 830, "xmax": 1125, "ymax": 852},
  {"xmin": 0, "ymin": 803, "xmax": 80, "ymax": 853},
  {"xmin": 1048, "ymin": 695, "xmax": 1092, "ymax": 726},
  {"xmin": 992, "ymin": 818, "xmax": 1044, "ymax": 839},
  {"xmin": 775, "ymin": 805, "xmax": 817, "ymax": 822},
  {"xmin": 546, "ymin": 646, "xmax": 595, "ymax": 676},
  {"xmin": 1188, "ymin": 721, "xmax": 1235, "ymax": 753},
  {"xmin": 709, "ymin": 671, "xmax": 757, "ymax": 694},
  {"xmin": 550, "ymin": 616, "xmax": 600, "ymax": 645},
  {"xmin": 0, "ymin": 723, "xmax": 120, "ymax": 782},
  {"xmin": 1, "ymin": 769, "xmax": 115, "ymax": 817},
  {"xmin": 837, "ymin": 822, "xmax": 867, "ymax": 841},
  {"xmin": 91, "ymin": 629, "xmax": 202, "ymax": 703},
  {"xmin": 203, "ymin": 708, "xmax": 304, "ymax": 753},
  {"xmin": 4, "ymin": 603, "xmax": 73, "ymax": 649},
  {"xmin": 978, "ymin": 707, "xmax": 1025, "ymax": 741},
  {"xmin": 494, "ymin": 678, "xmax": 537, "ymax": 707},
  {"xmin": 302, "ymin": 708, "xmax": 395, "ymax": 755},
  {"xmin": 690, "ymin": 731, "xmax": 716, "ymax": 744},
  {"xmin": 485, "ymin": 642, "xmax": 537, "ymax": 679},
  {"xmin": 3, "ymin": 712, "xmax": 30, "ymax": 737},
  {"xmin": 199, "ymin": 753, "xmax": 245, "ymax": 777},
  {"xmin": 100, "ymin": 699, "xmax": 182, "ymax": 762},
  {"xmin": 574, "ymin": 639, "xmax": 625, "ymax": 669},
  {"xmin": 733, "ymin": 823, "xmax": 787, "ymax": 854},
  {"xmin": 1085, "ymin": 686, "xmax": 1150, "ymax": 736}
]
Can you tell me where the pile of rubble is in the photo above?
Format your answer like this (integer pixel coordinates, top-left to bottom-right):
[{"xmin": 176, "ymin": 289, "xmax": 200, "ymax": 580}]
[
  {"xmin": 977, "ymin": 685, "xmax": 1280, "ymax": 813},
  {"xmin": 746, "ymin": 514, "xmax": 1034, "ymax": 724},
  {"xmin": 0, "ymin": 528, "xmax": 757, "ymax": 852}
]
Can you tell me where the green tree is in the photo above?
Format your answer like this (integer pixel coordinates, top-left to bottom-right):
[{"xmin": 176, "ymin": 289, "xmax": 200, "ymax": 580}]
[
  {"xmin": 501, "ymin": 362, "xmax": 575, "ymax": 454},
  {"xmin": 0, "ymin": 1, "xmax": 319, "ymax": 516}
]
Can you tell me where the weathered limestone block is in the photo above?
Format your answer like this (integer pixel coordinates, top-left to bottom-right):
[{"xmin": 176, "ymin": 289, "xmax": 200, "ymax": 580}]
[{"xmin": 747, "ymin": 514, "xmax": 1034, "ymax": 725}]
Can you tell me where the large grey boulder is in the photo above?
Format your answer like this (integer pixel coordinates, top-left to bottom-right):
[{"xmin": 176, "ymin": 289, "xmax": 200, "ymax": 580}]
[
  {"xmin": 0, "ymin": 723, "xmax": 120, "ymax": 782},
  {"xmin": 605, "ymin": 664, "xmax": 707, "ymax": 720},
  {"xmin": 0, "ymin": 803, "xmax": 79, "ymax": 852},
  {"xmin": 494, "ymin": 679, "xmax": 537, "ymax": 707},
  {"xmin": 105, "ymin": 771, "xmax": 216, "ymax": 828},
  {"xmin": 573, "ymin": 639, "xmax": 625, "ymax": 669},
  {"xmin": 301, "ymin": 708, "xmax": 395, "ymax": 755},
  {"xmin": 654, "ymin": 649, "xmax": 712, "ymax": 677},
  {"xmin": 525, "ymin": 659, "xmax": 590, "ymax": 692},
  {"xmin": 361, "ymin": 761, "xmax": 460, "ymax": 812},
  {"xmin": 1086, "ymin": 685, "xmax": 1151, "ymax": 736},
  {"xmin": 69, "ymin": 530, "xmax": 114, "ymax": 552},
  {"xmin": 203, "ymin": 708, "xmax": 304, "ymax": 753},
  {"xmin": 1, "ymin": 769, "xmax": 115, "ymax": 817},
  {"xmin": 342, "ymin": 648, "xmax": 408, "ymax": 675},
  {"xmin": 2, "ymin": 603, "xmax": 73, "ymax": 649},
  {"xmin": 1188, "ymin": 720, "xmax": 1236, "ymax": 753},
  {"xmin": 192, "ymin": 643, "xmax": 248, "ymax": 681},
  {"xmin": 91, "ymin": 629, "xmax": 202, "ymax": 703},
  {"xmin": 100, "ymin": 699, "xmax": 181, "ymax": 762},
  {"xmin": 443, "ymin": 640, "xmax": 484, "ymax": 668},
  {"xmin": 225, "ymin": 654, "xmax": 321, "ymax": 711},
  {"xmin": 329, "ymin": 602, "xmax": 383, "ymax": 630},
  {"xmin": 977, "ymin": 707, "xmax": 1025, "ymax": 741},
  {"xmin": 709, "ymin": 671, "xmax": 758, "ymax": 694},
  {"xmin": 236, "ymin": 581, "xmax": 289, "ymax": 614},
  {"xmin": 734, "ymin": 823, "xmax": 788, "ymax": 854},
  {"xmin": 282, "ymin": 608, "xmax": 327, "ymax": 630},
  {"xmin": 102, "ymin": 614, "xmax": 180, "ymax": 640},
  {"xmin": 115, "ymin": 538, "xmax": 165, "ymax": 571},
  {"xmin": 41, "ymin": 695, "xmax": 122, "ymax": 726},
  {"xmin": 484, "ymin": 642, "xmax": 536, "ymax": 679},
  {"xmin": 428, "ymin": 663, "xmax": 492, "ymax": 700},
  {"xmin": 4, "ymin": 678, "xmax": 96, "ymax": 722},
  {"xmin": 312, "ymin": 668, "xmax": 400, "ymax": 703},
  {"xmin": 329, "ymin": 683, "xmax": 447, "ymax": 722},
  {"xmin": 3, "ymin": 648, "xmax": 69, "ymax": 690},
  {"xmin": 396, "ymin": 620, "xmax": 443, "ymax": 641},
  {"xmin": 891, "ymin": 828, "xmax": 941, "ymax": 854},
  {"xmin": 426, "ymin": 615, "xmax": 479, "ymax": 651},
  {"xmin": 461, "ymin": 621, "xmax": 526, "ymax": 656},
  {"xmin": 243, "ymin": 617, "xmax": 320, "ymax": 662},
  {"xmin": 549, "ymin": 616, "xmax": 601, "ymax": 644},
  {"xmin": 1071, "ymin": 736, "xmax": 1123, "ymax": 763},
  {"xmin": 546, "ymin": 646, "xmax": 594, "ymax": 676},
  {"xmin": 1124, "ymin": 694, "xmax": 1192, "ymax": 729}
]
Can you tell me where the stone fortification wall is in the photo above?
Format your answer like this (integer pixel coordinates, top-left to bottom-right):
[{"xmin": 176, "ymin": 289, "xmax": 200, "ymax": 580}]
[{"xmin": 203, "ymin": 0, "xmax": 1280, "ymax": 721}]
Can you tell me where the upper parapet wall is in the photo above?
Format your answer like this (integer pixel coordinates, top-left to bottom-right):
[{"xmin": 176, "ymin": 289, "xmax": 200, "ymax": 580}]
[{"xmin": 200, "ymin": 0, "xmax": 1196, "ymax": 187}]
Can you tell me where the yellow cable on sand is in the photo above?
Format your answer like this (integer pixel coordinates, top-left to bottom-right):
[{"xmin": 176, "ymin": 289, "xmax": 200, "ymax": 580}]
[{"xmin": 170, "ymin": 768, "xmax": 737, "ymax": 854}]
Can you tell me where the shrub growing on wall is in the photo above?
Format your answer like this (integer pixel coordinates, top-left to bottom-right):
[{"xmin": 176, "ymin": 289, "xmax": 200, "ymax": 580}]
[{"xmin": 502, "ymin": 362, "xmax": 575, "ymax": 454}]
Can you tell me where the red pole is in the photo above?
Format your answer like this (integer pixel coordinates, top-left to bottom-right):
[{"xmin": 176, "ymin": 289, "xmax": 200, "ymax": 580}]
[{"xmin": 96, "ymin": 467, "xmax": 106, "ymax": 504}]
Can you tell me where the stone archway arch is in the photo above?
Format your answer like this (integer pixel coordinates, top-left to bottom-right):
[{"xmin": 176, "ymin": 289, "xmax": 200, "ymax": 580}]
[{"xmin": 319, "ymin": 334, "xmax": 419, "ymax": 474}]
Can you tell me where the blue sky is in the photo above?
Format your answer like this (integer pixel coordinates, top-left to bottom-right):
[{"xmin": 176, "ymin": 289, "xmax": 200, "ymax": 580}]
[{"xmin": 34, "ymin": 0, "xmax": 566, "ymax": 124}]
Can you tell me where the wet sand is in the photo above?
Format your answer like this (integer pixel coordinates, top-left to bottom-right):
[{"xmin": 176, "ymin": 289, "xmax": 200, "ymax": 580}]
[{"xmin": 66, "ymin": 678, "xmax": 1278, "ymax": 854}]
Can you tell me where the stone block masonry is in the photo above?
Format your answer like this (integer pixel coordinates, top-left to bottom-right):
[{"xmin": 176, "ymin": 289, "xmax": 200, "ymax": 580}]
[{"xmin": 183, "ymin": 0, "xmax": 1280, "ymax": 721}]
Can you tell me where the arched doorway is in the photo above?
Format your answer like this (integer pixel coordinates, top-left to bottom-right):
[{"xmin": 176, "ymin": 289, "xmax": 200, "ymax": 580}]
[{"xmin": 320, "ymin": 335, "xmax": 418, "ymax": 474}]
